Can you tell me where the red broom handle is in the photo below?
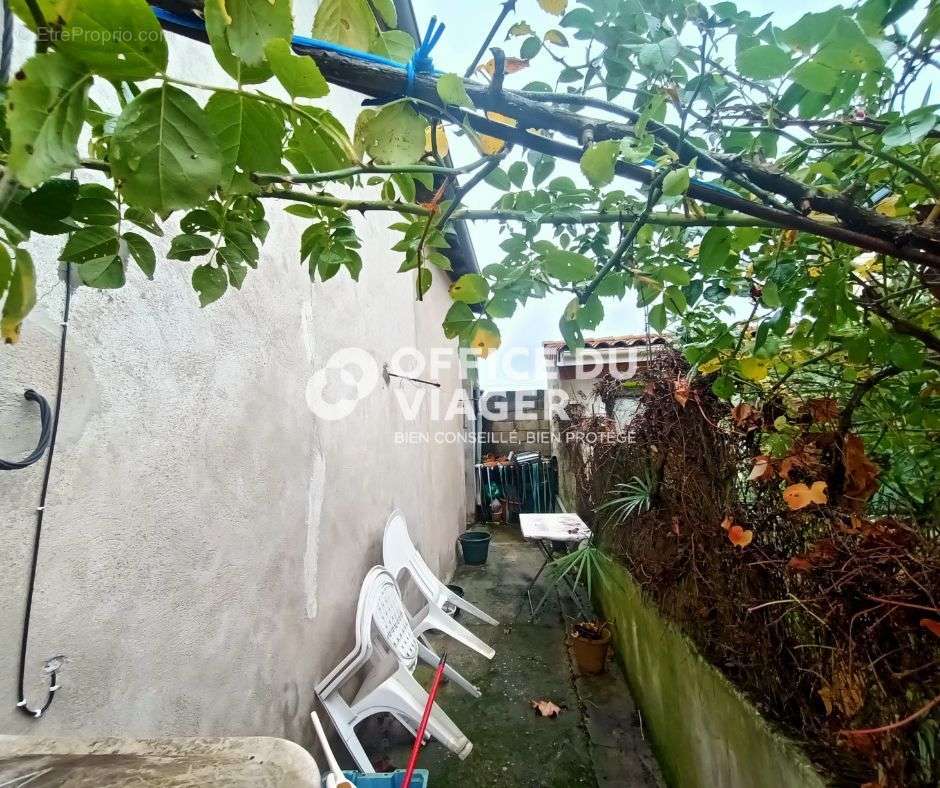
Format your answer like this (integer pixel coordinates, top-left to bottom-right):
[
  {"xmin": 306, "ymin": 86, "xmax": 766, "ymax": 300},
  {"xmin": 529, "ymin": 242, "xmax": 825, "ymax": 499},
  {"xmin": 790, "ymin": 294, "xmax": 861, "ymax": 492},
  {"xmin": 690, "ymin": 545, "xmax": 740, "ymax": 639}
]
[{"xmin": 402, "ymin": 652, "xmax": 447, "ymax": 788}]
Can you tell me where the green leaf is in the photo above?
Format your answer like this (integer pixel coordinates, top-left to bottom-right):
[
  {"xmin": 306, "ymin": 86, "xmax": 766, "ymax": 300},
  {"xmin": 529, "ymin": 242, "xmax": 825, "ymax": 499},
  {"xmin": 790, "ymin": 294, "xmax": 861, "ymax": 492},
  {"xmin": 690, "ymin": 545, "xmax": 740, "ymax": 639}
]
[
  {"xmin": 286, "ymin": 109, "xmax": 356, "ymax": 173},
  {"xmin": 79, "ymin": 254, "xmax": 125, "ymax": 289},
  {"xmin": 355, "ymin": 102, "xmax": 426, "ymax": 165},
  {"xmin": 12, "ymin": 178, "xmax": 80, "ymax": 235},
  {"xmin": 436, "ymin": 73, "xmax": 474, "ymax": 108},
  {"xmin": 781, "ymin": 8, "xmax": 844, "ymax": 51},
  {"xmin": 736, "ymin": 45, "xmax": 793, "ymax": 79},
  {"xmin": 648, "ymin": 303, "xmax": 667, "ymax": 333},
  {"xmin": 111, "ymin": 85, "xmax": 222, "ymax": 212},
  {"xmin": 712, "ymin": 375, "xmax": 734, "ymax": 400},
  {"xmin": 205, "ymin": 91, "xmax": 284, "ymax": 192},
  {"xmin": 6, "ymin": 52, "xmax": 91, "ymax": 187},
  {"xmin": 442, "ymin": 301, "xmax": 475, "ymax": 339},
  {"xmin": 204, "ymin": 0, "xmax": 272, "ymax": 84},
  {"xmin": 415, "ymin": 268, "xmax": 432, "ymax": 298},
  {"xmin": 761, "ymin": 281, "xmax": 781, "ymax": 308},
  {"xmin": 0, "ymin": 245, "xmax": 11, "ymax": 299},
  {"xmin": 889, "ymin": 336, "xmax": 924, "ymax": 370},
  {"xmin": 169, "ymin": 233, "xmax": 215, "ymax": 261},
  {"xmin": 449, "ymin": 273, "xmax": 489, "ymax": 303},
  {"xmin": 122, "ymin": 231, "xmax": 155, "ymax": 279},
  {"xmin": 815, "ymin": 18, "xmax": 884, "ymax": 72},
  {"xmin": 0, "ymin": 249, "xmax": 35, "ymax": 343},
  {"xmin": 373, "ymin": 30, "xmax": 416, "ymax": 63},
  {"xmin": 882, "ymin": 107, "xmax": 938, "ymax": 148},
  {"xmin": 663, "ymin": 285, "xmax": 687, "ymax": 314},
  {"xmin": 60, "ymin": 226, "xmax": 118, "ymax": 263},
  {"xmin": 521, "ymin": 36, "xmax": 542, "ymax": 60},
  {"xmin": 578, "ymin": 294, "xmax": 604, "ymax": 329},
  {"xmin": 659, "ymin": 264, "xmax": 690, "ymax": 286},
  {"xmin": 218, "ymin": 0, "xmax": 293, "ymax": 68},
  {"xmin": 507, "ymin": 161, "xmax": 528, "ymax": 188},
  {"xmin": 542, "ymin": 249, "xmax": 595, "ymax": 282},
  {"xmin": 192, "ymin": 264, "xmax": 228, "ymax": 307},
  {"xmin": 264, "ymin": 38, "xmax": 329, "ymax": 98},
  {"xmin": 56, "ymin": 0, "xmax": 168, "ymax": 80},
  {"xmin": 638, "ymin": 37, "xmax": 681, "ymax": 73},
  {"xmin": 313, "ymin": 0, "xmax": 378, "ymax": 51},
  {"xmin": 662, "ymin": 167, "xmax": 690, "ymax": 196},
  {"xmin": 484, "ymin": 167, "xmax": 511, "ymax": 190},
  {"xmin": 559, "ymin": 313, "xmax": 584, "ymax": 349},
  {"xmin": 791, "ymin": 61, "xmax": 839, "ymax": 93},
  {"xmin": 580, "ymin": 140, "xmax": 619, "ymax": 188},
  {"xmin": 369, "ymin": 0, "xmax": 397, "ymax": 26},
  {"xmin": 486, "ymin": 291, "xmax": 516, "ymax": 319},
  {"xmin": 71, "ymin": 197, "xmax": 120, "ymax": 226},
  {"xmin": 698, "ymin": 226, "xmax": 731, "ymax": 273}
]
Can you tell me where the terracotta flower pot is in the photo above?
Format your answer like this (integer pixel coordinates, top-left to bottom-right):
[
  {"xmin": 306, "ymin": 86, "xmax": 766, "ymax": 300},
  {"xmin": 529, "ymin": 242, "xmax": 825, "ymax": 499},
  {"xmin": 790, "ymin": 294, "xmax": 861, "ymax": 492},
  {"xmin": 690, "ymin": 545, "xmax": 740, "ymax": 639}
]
[{"xmin": 571, "ymin": 628, "xmax": 611, "ymax": 675}]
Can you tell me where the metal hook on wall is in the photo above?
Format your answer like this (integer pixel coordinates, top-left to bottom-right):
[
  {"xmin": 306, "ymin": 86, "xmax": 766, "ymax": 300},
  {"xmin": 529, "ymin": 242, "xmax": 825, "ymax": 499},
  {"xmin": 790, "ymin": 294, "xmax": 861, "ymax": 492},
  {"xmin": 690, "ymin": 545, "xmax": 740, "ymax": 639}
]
[{"xmin": 1, "ymin": 389, "xmax": 53, "ymax": 471}]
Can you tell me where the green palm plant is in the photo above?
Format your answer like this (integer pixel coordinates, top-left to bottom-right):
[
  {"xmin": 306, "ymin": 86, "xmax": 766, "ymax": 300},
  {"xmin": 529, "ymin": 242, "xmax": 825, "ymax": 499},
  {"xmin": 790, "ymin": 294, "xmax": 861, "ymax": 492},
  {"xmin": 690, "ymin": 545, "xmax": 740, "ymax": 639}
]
[
  {"xmin": 595, "ymin": 468, "xmax": 656, "ymax": 524},
  {"xmin": 550, "ymin": 543, "xmax": 614, "ymax": 605}
]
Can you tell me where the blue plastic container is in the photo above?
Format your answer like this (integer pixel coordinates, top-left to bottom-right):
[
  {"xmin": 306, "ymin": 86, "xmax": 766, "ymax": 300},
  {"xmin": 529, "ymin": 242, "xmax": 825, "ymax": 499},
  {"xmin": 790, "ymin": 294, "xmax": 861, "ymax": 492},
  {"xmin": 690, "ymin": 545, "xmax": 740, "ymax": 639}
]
[{"xmin": 335, "ymin": 770, "xmax": 429, "ymax": 787}]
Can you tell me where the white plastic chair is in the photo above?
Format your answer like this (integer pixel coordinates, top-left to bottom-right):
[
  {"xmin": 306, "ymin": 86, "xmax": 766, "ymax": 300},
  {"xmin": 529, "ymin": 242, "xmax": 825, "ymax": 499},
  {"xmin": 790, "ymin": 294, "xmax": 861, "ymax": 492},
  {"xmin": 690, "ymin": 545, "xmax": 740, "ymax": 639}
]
[
  {"xmin": 315, "ymin": 566, "xmax": 472, "ymax": 773},
  {"xmin": 382, "ymin": 511, "xmax": 499, "ymax": 698}
]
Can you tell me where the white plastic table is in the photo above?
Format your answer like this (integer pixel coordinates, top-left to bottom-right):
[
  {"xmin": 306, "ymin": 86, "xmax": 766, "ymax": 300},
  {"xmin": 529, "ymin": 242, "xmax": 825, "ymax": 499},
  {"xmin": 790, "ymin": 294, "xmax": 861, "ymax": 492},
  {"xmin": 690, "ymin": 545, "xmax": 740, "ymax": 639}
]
[{"xmin": 519, "ymin": 513, "xmax": 592, "ymax": 619}]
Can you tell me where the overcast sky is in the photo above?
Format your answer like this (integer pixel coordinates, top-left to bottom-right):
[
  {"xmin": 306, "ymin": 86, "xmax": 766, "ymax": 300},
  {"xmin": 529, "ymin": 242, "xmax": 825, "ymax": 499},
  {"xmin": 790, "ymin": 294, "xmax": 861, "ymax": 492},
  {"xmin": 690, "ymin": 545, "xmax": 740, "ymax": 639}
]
[{"xmin": 408, "ymin": 1, "xmax": 918, "ymax": 390}]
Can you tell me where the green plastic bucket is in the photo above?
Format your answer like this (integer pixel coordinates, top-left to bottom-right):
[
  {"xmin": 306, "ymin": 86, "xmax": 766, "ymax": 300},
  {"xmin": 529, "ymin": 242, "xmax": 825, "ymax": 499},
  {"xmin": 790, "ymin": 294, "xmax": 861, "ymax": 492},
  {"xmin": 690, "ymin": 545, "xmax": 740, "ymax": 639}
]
[{"xmin": 459, "ymin": 531, "xmax": 491, "ymax": 565}]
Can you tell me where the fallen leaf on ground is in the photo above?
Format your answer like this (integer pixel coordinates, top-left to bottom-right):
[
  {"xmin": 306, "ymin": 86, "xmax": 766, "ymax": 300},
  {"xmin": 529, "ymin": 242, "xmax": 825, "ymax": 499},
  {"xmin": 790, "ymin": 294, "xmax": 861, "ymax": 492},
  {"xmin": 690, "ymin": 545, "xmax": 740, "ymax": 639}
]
[
  {"xmin": 921, "ymin": 619, "xmax": 940, "ymax": 638},
  {"xmin": 719, "ymin": 515, "xmax": 735, "ymax": 531},
  {"xmin": 783, "ymin": 481, "xmax": 828, "ymax": 510},
  {"xmin": 731, "ymin": 402, "xmax": 760, "ymax": 430},
  {"xmin": 748, "ymin": 455, "xmax": 774, "ymax": 481},
  {"xmin": 727, "ymin": 525, "xmax": 753, "ymax": 548},
  {"xmin": 531, "ymin": 699, "xmax": 563, "ymax": 718}
]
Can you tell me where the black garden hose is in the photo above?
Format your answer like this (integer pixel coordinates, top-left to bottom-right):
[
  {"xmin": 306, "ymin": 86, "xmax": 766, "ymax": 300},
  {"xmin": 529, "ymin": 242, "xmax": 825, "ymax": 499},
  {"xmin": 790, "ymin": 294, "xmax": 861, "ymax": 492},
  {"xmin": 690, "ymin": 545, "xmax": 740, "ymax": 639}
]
[{"xmin": 0, "ymin": 389, "xmax": 52, "ymax": 471}]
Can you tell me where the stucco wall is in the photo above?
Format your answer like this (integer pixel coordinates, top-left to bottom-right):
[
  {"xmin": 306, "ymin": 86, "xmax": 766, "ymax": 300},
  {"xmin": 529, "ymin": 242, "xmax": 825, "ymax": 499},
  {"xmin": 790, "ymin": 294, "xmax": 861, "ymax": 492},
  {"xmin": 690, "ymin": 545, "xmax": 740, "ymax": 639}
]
[{"xmin": 0, "ymin": 4, "xmax": 468, "ymax": 746}]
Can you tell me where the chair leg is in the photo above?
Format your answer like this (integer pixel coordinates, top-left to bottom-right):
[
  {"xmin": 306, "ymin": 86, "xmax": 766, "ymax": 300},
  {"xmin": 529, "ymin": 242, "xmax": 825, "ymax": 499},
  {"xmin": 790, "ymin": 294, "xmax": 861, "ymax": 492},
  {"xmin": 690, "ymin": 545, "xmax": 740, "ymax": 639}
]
[
  {"xmin": 358, "ymin": 666, "xmax": 472, "ymax": 761},
  {"xmin": 418, "ymin": 639, "xmax": 482, "ymax": 699},
  {"xmin": 319, "ymin": 695, "xmax": 375, "ymax": 774},
  {"xmin": 448, "ymin": 592, "xmax": 499, "ymax": 626},
  {"xmin": 418, "ymin": 605, "xmax": 496, "ymax": 660}
]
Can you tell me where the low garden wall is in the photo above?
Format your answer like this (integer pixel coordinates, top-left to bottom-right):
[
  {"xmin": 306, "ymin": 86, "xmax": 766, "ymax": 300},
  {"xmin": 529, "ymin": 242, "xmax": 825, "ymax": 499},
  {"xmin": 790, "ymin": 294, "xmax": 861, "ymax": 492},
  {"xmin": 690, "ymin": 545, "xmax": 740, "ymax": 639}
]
[{"xmin": 597, "ymin": 563, "xmax": 828, "ymax": 788}]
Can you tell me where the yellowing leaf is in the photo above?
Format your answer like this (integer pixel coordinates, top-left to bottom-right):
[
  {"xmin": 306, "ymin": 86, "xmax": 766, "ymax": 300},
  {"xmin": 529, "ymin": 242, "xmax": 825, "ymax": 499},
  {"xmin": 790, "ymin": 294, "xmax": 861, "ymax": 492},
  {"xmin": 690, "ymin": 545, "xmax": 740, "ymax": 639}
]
[
  {"xmin": 739, "ymin": 356, "xmax": 770, "ymax": 381},
  {"xmin": 1, "ymin": 249, "xmax": 37, "ymax": 344},
  {"xmin": 543, "ymin": 29, "xmax": 568, "ymax": 46},
  {"xmin": 475, "ymin": 112, "xmax": 518, "ymax": 156},
  {"xmin": 212, "ymin": 0, "xmax": 232, "ymax": 25},
  {"xmin": 468, "ymin": 319, "xmax": 501, "ymax": 358},
  {"xmin": 507, "ymin": 22, "xmax": 534, "ymax": 38},
  {"xmin": 874, "ymin": 193, "xmax": 899, "ymax": 216},
  {"xmin": 783, "ymin": 481, "xmax": 828, "ymax": 510},
  {"xmin": 808, "ymin": 265, "xmax": 822, "ymax": 278},
  {"xmin": 538, "ymin": 0, "xmax": 568, "ymax": 15},
  {"xmin": 425, "ymin": 124, "xmax": 449, "ymax": 156},
  {"xmin": 698, "ymin": 356, "xmax": 721, "ymax": 374}
]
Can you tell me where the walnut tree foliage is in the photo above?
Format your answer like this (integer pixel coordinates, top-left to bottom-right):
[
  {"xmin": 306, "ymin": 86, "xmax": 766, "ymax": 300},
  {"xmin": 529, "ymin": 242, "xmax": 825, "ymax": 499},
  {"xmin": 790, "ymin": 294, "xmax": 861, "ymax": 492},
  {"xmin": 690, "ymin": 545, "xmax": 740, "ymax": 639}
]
[{"xmin": 0, "ymin": 0, "xmax": 937, "ymax": 516}]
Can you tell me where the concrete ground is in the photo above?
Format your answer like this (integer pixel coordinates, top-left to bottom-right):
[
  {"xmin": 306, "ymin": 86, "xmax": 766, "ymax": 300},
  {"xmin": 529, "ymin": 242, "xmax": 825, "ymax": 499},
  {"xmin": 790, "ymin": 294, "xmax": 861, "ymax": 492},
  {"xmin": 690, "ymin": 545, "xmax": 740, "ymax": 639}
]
[{"xmin": 376, "ymin": 526, "xmax": 664, "ymax": 787}]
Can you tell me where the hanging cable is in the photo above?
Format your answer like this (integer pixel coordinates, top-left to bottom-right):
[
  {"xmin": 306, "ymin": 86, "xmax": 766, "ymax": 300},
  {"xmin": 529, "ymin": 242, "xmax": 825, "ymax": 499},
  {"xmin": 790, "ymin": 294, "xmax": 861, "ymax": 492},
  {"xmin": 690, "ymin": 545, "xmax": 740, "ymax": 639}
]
[
  {"xmin": 15, "ymin": 265, "xmax": 72, "ymax": 719},
  {"xmin": 0, "ymin": 390, "xmax": 52, "ymax": 470}
]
